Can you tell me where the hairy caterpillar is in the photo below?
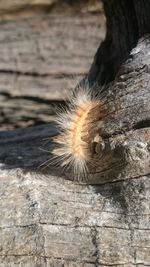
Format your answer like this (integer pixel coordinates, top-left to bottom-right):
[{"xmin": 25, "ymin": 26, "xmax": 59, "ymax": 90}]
[{"xmin": 52, "ymin": 81, "xmax": 106, "ymax": 181}]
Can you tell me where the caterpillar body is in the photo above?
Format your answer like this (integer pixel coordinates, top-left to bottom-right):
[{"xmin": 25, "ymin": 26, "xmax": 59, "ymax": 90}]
[{"xmin": 52, "ymin": 82, "xmax": 106, "ymax": 181}]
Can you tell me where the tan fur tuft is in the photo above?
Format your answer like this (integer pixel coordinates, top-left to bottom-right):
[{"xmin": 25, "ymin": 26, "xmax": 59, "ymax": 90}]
[{"xmin": 52, "ymin": 82, "xmax": 106, "ymax": 181}]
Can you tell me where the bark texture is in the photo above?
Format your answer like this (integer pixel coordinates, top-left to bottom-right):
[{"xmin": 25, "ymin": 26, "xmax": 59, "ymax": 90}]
[
  {"xmin": 88, "ymin": 0, "xmax": 150, "ymax": 85},
  {"xmin": 0, "ymin": 36, "xmax": 150, "ymax": 267},
  {"xmin": 0, "ymin": 0, "xmax": 150, "ymax": 266}
]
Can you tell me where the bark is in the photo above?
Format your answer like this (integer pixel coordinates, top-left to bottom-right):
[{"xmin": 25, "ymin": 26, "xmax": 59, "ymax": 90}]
[
  {"xmin": 0, "ymin": 1, "xmax": 150, "ymax": 267},
  {"xmin": 88, "ymin": 0, "xmax": 150, "ymax": 85},
  {"xmin": 0, "ymin": 35, "xmax": 150, "ymax": 267}
]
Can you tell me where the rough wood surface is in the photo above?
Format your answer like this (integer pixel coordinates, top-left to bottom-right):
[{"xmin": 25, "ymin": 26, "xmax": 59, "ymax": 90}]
[
  {"xmin": 0, "ymin": 12, "xmax": 105, "ymax": 131},
  {"xmin": 0, "ymin": 0, "xmax": 102, "ymax": 22},
  {"xmin": 88, "ymin": 0, "xmax": 150, "ymax": 86},
  {"xmin": 0, "ymin": 0, "xmax": 56, "ymax": 12},
  {"xmin": 0, "ymin": 36, "xmax": 150, "ymax": 267}
]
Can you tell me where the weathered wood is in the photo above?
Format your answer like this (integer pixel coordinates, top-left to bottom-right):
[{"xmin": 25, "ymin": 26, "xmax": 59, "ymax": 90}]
[
  {"xmin": 0, "ymin": 12, "xmax": 105, "ymax": 130},
  {"xmin": 0, "ymin": 0, "xmax": 56, "ymax": 13},
  {"xmin": 0, "ymin": 36, "xmax": 150, "ymax": 266},
  {"xmin": 0, "ymin": 1, "xmax": 150, "ymax": 266},
  {"xmin": 0, "ymin": 0, "xmax": 101, "ymax": 16}
]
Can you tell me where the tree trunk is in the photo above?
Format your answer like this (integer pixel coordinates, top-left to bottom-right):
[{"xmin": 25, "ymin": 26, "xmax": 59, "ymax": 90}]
[
  {"xmin": 0, "ymin": 1, "xmax": 150, "ymax": 267},
  {"xmin": 88, "ymin": 0, "xmax": 150, "ymax": 85}
]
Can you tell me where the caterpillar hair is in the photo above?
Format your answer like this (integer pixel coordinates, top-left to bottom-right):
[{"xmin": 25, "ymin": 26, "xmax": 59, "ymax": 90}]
[{"xmin": 52, "ymin": 80, "xmax": 107, "ymax": 181}]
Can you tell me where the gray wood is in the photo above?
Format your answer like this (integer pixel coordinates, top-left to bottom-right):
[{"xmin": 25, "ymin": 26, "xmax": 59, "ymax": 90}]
[
  {"xmin": 0, "ymin": 36, "xmax": 150, "ymax": 266},
  {"xmin": 0, "ymin": 12, "xmax": 105, "ymax": 130}
]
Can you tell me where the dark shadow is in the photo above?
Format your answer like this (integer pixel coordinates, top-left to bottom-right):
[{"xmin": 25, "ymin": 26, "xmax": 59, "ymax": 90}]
[{"xmin": 0, "ymin": 123, "xmax": 58, "ymax": 172}]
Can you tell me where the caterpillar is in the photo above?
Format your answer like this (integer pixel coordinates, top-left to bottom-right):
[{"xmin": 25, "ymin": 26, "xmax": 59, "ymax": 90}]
[{"xmin": 52, "ymin": 81, "xmax": 106, "ymax": 181}]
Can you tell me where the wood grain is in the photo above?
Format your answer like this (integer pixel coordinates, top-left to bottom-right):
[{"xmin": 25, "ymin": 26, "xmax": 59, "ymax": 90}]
[
  {"xmin": 0, "ymin": 37, "xmax": 149, "ymax": 267},
  {"xmin": 0, "ymin": 12, "xmax": 105, "ymax": 130}
]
